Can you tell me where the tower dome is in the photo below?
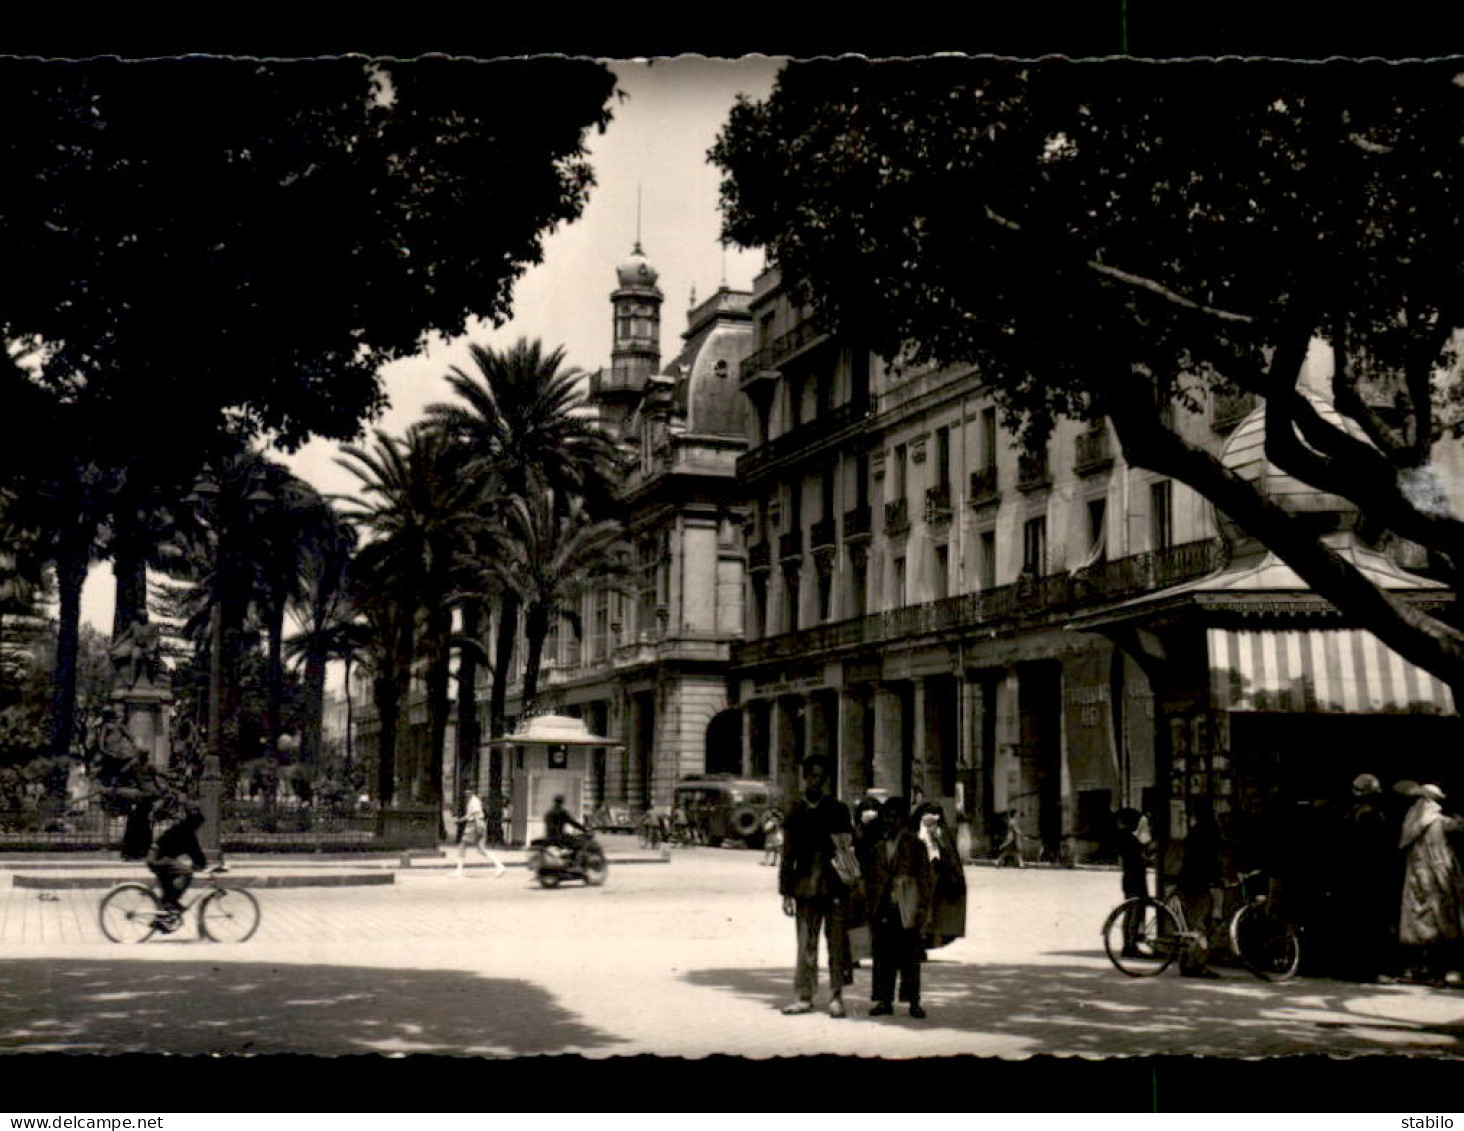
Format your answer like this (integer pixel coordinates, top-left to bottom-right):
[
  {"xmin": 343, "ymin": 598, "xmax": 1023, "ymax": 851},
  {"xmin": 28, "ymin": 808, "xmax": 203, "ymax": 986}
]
[
  {"xmin": 1215, "ymin": 390, "xmax": 1366, "ymax": 553},
  {"xmin": 616, "ymin": 241, "xmax": 659, "ymax": 288}
]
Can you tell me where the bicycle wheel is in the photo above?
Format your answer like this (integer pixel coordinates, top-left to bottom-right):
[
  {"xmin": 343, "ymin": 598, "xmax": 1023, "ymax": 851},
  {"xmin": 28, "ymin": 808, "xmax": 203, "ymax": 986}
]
[
  {"xmin": 99, "ymin": 883, "xmax": 161, "ymax": 943},
  {"xmin": 1103, "ymin": 896, "xmax": 1184, "ymax": 977},
  {"xmin": 199, "ymin": 886, "xmax": 260, "ymax": 943},
  {"xmin": 1229, "ymin": 902, "xmax": 1300, "ymax": 982}
]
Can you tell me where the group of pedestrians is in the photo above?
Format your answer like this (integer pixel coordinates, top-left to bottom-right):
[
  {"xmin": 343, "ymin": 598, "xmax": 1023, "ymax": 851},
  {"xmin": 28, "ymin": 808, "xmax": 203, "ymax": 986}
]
[
  {"xmin": 1269, "ymin": 772, "xmax": 1464, "ymax": 986},
  {"xmin": 776, "ymin": 754, "xmax": 968, "ymax": 1020},
  {"xmin": 1139, "ymin": 772, "xmax": 1464, "ymax": 986}
]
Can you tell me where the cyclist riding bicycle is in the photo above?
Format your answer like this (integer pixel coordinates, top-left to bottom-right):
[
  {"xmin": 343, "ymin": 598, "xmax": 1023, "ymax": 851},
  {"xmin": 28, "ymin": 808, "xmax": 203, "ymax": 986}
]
[{"xmin": 148, "ymin": 802, "xmax": 209, "ymax": 930}]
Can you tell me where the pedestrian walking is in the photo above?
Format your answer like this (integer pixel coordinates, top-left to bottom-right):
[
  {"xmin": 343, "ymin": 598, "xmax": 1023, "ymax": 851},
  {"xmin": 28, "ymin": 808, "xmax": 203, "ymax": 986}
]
[
  {"xmin": 915, "ymin": 801, "xmax": 967, "ymax": 951},
  {"xmin": 995, "ymin": 809, "xmax": 1025, "ymax": 868},
  {"xmin": 457, "ymin": 790, "xmax": 507, "ymax": 878},
  {"xmin": 761, "ymin": 807, "xmax": 784, "ymax": 866},
  {"xmin": 866, "ymin": 796, "xmax": 932, "ymax": 1019},
  {"xmin": 779, "ymin": 754, "xmax": 855, "ymax": 1018},
  {"xmin": 1398, "ymin": 784, "xmax": 1464, "ymax": 985}
]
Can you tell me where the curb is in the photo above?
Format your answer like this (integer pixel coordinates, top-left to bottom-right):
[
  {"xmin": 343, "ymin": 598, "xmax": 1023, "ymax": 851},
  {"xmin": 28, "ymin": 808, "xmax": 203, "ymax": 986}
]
[{"xmin": 11, "ymin": 872, "xmax": 395, "ymax": 890}]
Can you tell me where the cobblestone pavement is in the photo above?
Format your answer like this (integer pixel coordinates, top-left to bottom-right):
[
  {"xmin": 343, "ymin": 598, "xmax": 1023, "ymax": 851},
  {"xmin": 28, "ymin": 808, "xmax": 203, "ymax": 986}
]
[{"xmin": 3, "ymin": 848, "xmax": 1463, "ymax": 1060}]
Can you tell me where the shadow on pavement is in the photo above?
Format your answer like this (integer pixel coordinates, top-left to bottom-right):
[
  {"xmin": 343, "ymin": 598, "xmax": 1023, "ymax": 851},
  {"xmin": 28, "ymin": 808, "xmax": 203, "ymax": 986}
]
[
  {"xmin": 686, "ymin": 958, "xmax": 1464, "ymax": 1058},
  {"xmin": 0, "ymin": 958, "xmax": 626, "ymax": 1057}
]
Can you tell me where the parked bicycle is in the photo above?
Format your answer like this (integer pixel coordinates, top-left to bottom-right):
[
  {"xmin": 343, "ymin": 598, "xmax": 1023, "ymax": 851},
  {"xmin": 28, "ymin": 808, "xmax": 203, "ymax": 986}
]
[
  {"xmin": 98, "ymin": 866, "xmax": 261, "ymax": 944},
  {"xmin": 1102, "ymin": 868, "xmax": 1300, "ymax": 981}
]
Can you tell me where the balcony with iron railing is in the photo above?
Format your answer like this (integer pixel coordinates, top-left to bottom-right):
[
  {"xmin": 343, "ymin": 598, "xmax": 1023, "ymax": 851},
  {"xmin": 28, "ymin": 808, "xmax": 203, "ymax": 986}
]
[
  {"xmin": 748, "ymin": 540, "xmax": 771, "ymax": 573},
  {"xmin": 843, "ymin": 503, "xmax": 872, "ymax": 542},
  {"xmin": 779, "ymin": 530, "xmax": 804, "ymax": 562},
  {"xmin": 925, "ymin": 482, "xmax": 953, "ymax": 526},
  {"xmin": 732, "ymin": 537, "xmax": 1227, "ymax": 669},
  {"xmin": 810, "ymin": 517, "xmax": 837, "ymax": 552},
  {"xmin": 969, "ymin": 466, "xmax": 999, "ymax": 506},
  {"xmin": 738, "ymin": 314, "xmax": 832, "ymax": 386},
  {"xmin": 1074, "ymin": 429, "xmax": 1114, "ymax": 475},
  {"xmin": 884, "ymin": 496, "xmax": 910, "ymax": 537},
  {"xmin": 1017, "ymin": 450, "xmax": 1051, "ymax": 491},
  {"xmin": 737, "ymin": 394, "xmax": 873, "ymax": 481}
]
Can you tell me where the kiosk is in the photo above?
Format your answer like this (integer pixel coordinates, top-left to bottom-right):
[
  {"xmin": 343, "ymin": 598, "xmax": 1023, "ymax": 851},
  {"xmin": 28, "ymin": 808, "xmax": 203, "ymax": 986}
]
[{"xmin": 491, "ymin": 714, "xmax": 621, "ymax": 846}]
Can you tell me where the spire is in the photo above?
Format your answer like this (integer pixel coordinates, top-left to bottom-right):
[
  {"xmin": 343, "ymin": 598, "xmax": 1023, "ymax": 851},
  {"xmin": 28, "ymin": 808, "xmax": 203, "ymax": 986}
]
[{"xmin": 635, "ymin": 184, "xmax": 643, "ymax": 252}]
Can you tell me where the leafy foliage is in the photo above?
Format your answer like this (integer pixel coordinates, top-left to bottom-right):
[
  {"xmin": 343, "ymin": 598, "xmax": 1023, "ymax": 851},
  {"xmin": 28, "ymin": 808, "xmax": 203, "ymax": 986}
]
[{"xmin": 712, "ymin": 57, "xmax": 1464, "ymax": 689}]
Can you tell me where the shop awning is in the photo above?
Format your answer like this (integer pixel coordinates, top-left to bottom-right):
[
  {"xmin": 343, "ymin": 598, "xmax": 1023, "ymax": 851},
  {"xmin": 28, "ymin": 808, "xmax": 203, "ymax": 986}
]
[{"xmin": 1208, "ymin": 627, "xmax": 1455, "ymax": 715}]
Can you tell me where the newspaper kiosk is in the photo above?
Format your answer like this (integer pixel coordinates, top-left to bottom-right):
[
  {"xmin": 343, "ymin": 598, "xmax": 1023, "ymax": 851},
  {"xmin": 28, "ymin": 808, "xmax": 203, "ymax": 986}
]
[{"xmin": 493, "ymin": 714, "xmax": 621, "ymax": 846}]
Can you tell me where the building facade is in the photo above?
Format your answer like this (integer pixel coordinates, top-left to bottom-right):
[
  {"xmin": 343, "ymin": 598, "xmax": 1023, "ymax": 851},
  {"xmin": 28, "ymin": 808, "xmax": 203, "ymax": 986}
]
[
  {"xmin": 493, "ymin": 244, "xmax": 755, "ymax": 814},
  {"xmin": 726, "ymin": 265, "xmax": 1458, "ymax": 864}
]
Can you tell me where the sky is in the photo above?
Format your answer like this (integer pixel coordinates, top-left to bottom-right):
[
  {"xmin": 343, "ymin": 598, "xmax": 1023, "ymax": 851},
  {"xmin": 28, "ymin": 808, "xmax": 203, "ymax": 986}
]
[
  {"xmin": 284, "ymin": 55, "xmax": 784, "ymax": 503},
  {"xmin": 79, "ymin": 55, "xmax": 786, "ymax": 634}
]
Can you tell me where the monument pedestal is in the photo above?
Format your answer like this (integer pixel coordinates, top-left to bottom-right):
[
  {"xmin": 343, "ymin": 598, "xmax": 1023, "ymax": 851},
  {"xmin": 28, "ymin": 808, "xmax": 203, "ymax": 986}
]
[{"xmin": 111, "ymin": 683, "xmax": 174, "ymax": 770}]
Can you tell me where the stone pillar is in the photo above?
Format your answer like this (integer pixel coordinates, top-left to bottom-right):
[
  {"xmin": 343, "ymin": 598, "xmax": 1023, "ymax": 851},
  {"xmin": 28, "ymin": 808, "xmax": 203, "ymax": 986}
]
[
  {"xmin": 741, "ymin": 698, "xmax": 756, "ymax": 779},
  {"xmin": 910, "ymin": 676, "xmax": 927, "ymax": 801},
  {"xmin": 773, "ymin": 696, "xmax": 804, "ymax": 803},
  {"xmin": 839, "ymin": 689, "xmax": 870, "ymax": 796},
  {"xmin": 871, "ymin": 685, "xmax": 903, "ymax": 793}
]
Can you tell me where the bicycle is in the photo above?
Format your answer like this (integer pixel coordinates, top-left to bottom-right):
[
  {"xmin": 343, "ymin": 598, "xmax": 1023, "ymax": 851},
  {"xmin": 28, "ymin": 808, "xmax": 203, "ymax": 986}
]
[
  {"xmin": 98, "ymin": 866, "xmax": 261, "ymax": 944},
  {"xmin": 1102, "ymin": 869, "xmax": 1300, "ymax": 981}
]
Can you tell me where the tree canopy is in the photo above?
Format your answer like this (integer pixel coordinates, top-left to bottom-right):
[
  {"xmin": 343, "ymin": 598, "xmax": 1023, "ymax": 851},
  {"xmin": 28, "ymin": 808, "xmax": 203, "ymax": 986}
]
[
  {"xmin": 711, "ymin": 57, "xmax": 1464, "ymax": 693},
  {"xmin": 0, "ymin": 55, "xmax": 618, "ymax": 465}
]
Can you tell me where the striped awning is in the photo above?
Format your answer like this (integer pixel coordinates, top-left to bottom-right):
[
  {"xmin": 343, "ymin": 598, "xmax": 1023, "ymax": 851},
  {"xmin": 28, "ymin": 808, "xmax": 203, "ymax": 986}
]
[{"xmin": 1208, "ymin": 628, "xmax": 1455, "ymax": 715}]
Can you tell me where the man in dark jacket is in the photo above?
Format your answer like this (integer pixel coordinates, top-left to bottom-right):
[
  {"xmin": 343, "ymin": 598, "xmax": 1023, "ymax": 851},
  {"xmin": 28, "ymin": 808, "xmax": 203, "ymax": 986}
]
[
  {"xmin": 779, "ymin": 754, "xmax": 855, "ymax": 1017},
  {"xmin": 148, "ymin": 803, "xmax": 208, "ymax": 928}
]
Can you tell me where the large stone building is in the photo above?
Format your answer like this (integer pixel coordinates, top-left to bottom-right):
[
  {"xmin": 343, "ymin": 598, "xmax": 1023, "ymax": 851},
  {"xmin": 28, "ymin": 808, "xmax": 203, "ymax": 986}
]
[
  {"xmin": 494, "ymin": 243, "xmax": 755, "ymax": 813},
  {"xmin": 727, "ymin": 264, "xmax": 1459, "ymax": 864}
]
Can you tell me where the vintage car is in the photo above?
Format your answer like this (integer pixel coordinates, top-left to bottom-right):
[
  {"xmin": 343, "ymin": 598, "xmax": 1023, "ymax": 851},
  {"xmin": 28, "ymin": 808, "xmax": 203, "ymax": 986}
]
[{"xmin": 672, "ymin": 774, "xmax": 784, "ymax": 847}]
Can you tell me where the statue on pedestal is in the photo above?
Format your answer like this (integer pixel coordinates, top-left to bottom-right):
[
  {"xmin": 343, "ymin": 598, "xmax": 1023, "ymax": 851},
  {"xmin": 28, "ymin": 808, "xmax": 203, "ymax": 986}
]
[{"xmin": 109, "ymin": 619, "xmax": 166, "ymax": 692}]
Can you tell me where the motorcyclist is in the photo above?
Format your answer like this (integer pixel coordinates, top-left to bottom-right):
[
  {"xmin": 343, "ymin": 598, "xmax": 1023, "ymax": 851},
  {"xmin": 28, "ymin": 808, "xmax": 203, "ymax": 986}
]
[{"xmin": 544, "ymin": 795, "xmax": 589, "ymax": 863}]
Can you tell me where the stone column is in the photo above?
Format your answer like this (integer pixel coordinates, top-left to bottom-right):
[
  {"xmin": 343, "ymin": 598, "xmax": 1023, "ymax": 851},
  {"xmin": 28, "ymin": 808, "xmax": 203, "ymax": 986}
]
[
  {"xmin": 871, "ymin": 685, "xmax": 903, "ymax": 794},
  {"xmin": 910, "ymin": 676, "xmax": 927, "ymax": 801},
  {"xmin": 839, "ymin": 689, "xmax": 870, "ymax": 796}
]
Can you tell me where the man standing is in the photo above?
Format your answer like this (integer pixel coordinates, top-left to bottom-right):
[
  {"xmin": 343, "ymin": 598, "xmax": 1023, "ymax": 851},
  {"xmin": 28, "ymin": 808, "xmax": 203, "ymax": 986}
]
[
  {"xmin": 1335, "ymin": 773, "xmax": 1397, "ymax": 981},
  {"xmin": 779, "ymin": 754, "xmax": 854, "ymax": 1017}
]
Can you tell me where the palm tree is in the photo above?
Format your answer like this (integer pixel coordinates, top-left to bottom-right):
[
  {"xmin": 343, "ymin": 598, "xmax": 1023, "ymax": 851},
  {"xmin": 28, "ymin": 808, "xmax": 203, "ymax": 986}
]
[
  {"xmin": 337, "ymin": 425, "xmax": 483, "ymax": 812},
  {"xmin": 489, "ymin": 489, "xmax": 631, "ymax": 714},
  {"xmin": 283, "ymin": 501, "xmax": 358, "ymax": 769},
  {"xmin": 0, "ymin": 460, "xmax": 117, "ymax": 760},
  {"xmin": 176, "ymin": 446, "xmax": 293, "ymax": 775},
  {"xmin": 424, "ymin": 338, "xmax": 624, "ymax": 751}
]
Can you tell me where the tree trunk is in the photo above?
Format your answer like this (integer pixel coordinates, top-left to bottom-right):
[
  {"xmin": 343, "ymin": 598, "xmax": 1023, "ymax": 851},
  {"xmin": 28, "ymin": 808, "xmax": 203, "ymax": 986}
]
[
  {"xmin": 424, "ymin": 601, "xmax": 452, "ymax": 830},
  {"xmin": 374, "ymin": 674, "xmax": 399, "ymax": 806},
  {"xmin": 48, "ymin": 543, "xmax": 89, "ymax": 761},
  {"xmin": 301, "ymin": 640, "xmax": 328, "ymax": 768},
  {"xmin": 520, "ymin": 602, "xmax": 550, "ymax": 717},
  {"xmin": 489, "ymin": 590, "xmax": 519, "ymax": 740},
  {"xmin": 1108, "ymin": 384, "xmax": 1464, "ymax": 691},
  {"xmin": 456, "ymin": 600, "xmax": 483, "ymax": 800}
]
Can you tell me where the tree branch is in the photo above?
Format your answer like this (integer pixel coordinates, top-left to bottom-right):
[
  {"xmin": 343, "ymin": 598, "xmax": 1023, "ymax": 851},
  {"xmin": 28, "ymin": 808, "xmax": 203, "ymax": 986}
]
[
  {"xmin": 983, "ymin": 206, "xmax": 1255, "ymax": 325},
  {"xmin": 1104, "ymin": 366, "xmax": 1464, "ymax": 693}
]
